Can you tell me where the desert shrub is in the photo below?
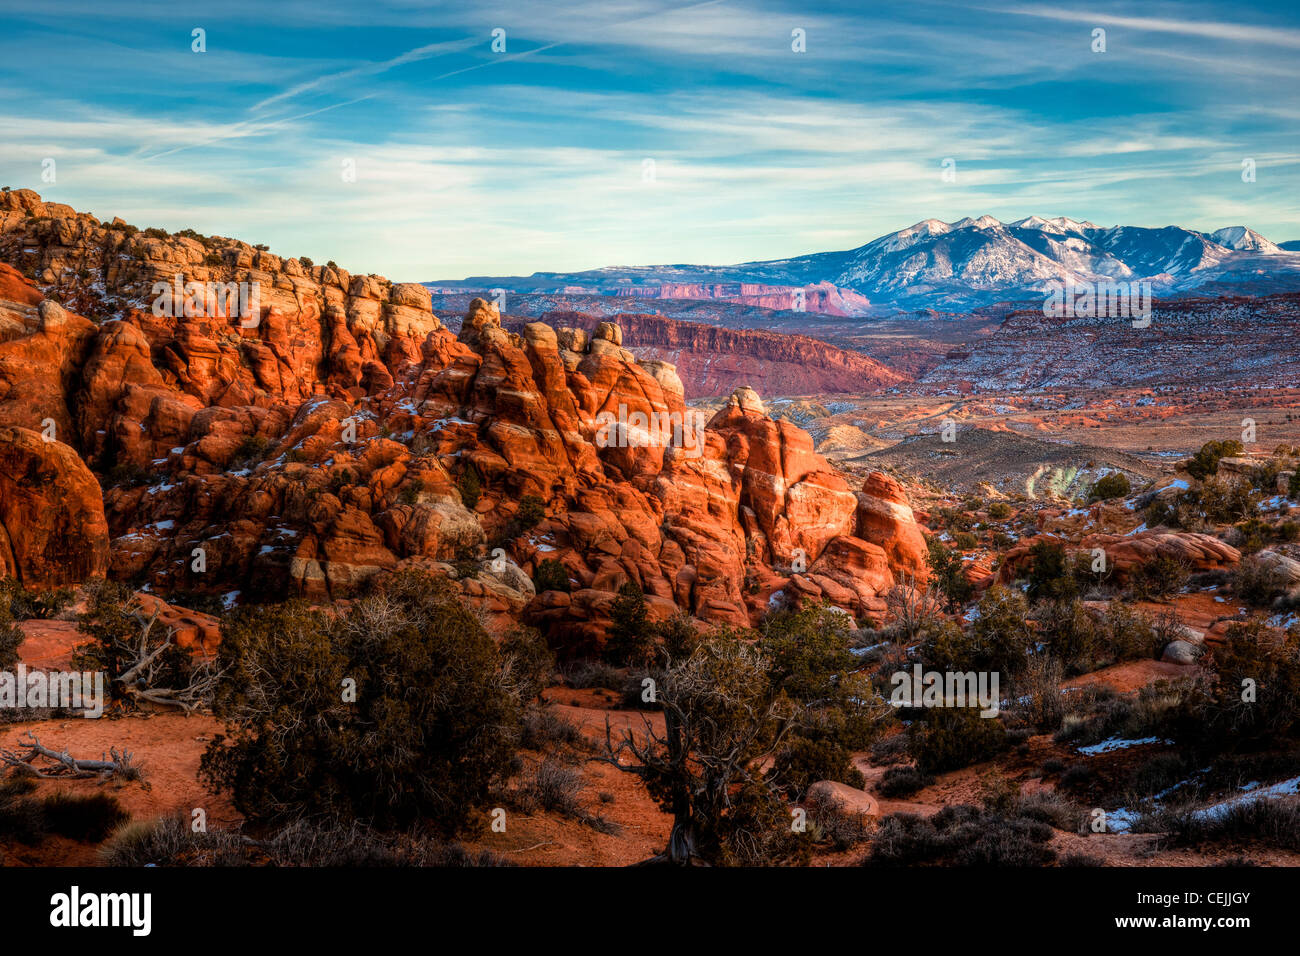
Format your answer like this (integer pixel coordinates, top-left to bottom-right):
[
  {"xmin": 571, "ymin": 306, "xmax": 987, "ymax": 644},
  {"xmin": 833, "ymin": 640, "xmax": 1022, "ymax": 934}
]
[
  {"xmin": 102, "ymin": 814, "xmax": 514, "ymax": 867},
  {"xmin": 1200, "ymin": 620, "xmax": 1300, "ymax": 743},
  {"xmin": 1088, "ymin": 472, "xmax": 1131, "ymax": 501},
  {"xmin": 39, "ymin": 791, "xmax": 130, "ymax": 842},
  {"xmin": 926, "ymin": 537, "xmax": 972, "ymax": 611},
  {"xmin": 0, "ymin": 777, "xmax": 44, "ymax": 843},
  {"xmin": 1139, "ymin": 799, "xmax": 1300, "ymax": 851},
  {"xmin": 499, "ymin": 626, "xmax": 554, "ymax": 705},
  {"xmin": 1060, "ymin": 852, "xmax": 1105, "ymax": 866},
  {"xmin": 521, "ymin": 706, "xmax": 585, "ymax": 750},
  {"xmin": 987, "ymin": 502, "xmax": 1012, "ymax": 520},
  {"xmin": 1230, "ymin": 555, "xmax": 1288, "ymax": 607},
  {"xmin": 1055, "ymin": 679, "xmax": 1193, "ymax": 748},
  {"xmin": 101, "ymin": 814, "xmax": 248, "ymax": 867},
  {"xmin": 804, "ymin": 790, "xmax": 873, "ymax": 850},
  {"xmin": 907, "ymin": 707, "xmax": 1009, "ymax": 774},
  {"xmin": 1006, "ymin": 789, "xmax": 1083, "ymax": 831},
  {"xmin": 527, "ymin": 758, "xmax": 583, "ymax": 815},
  {"xmin": 952, "ymin": 531, "xmax": 978, "ymax": 550},
  {"xmin": 142, "ymin": 226, "xmax": 168, "ymax": 239},
  {"xmin": 532, "ymin": 558, "xmax": 570, "ymax": 593},
  {"xmin": 1057, "ymin": 763, "xmax": 1094, "ymax": 794},
  {"xmin": 1129, "ymin": 554, "xmax": 1190, "ymax": 602},
  {"xmin": 0, "ymin": 580, "xmax": 74, "ymax": 620},
  {"xmin": 0, "ymin": 782, "xmax": 128, "ymax": 845},
  {"xmin": 1099, "ymin": 603, "xmax": 1162, "ymax": 662},
  {"xmin": 1039, "ymin": 599, "xmax": 1101, "ymax": 675},
  {"xmin": 1187, "ymin": 439, "xmax": 1243, "ymax": 481},
  {"xmin": 200, "ymin": 571, "xmax": 521, "ymax": 834},
  {"xmin": 0, "ymin": 602, "xmax": 22, "ymax": 671},
  {"xmin": 1144, "ymin": 496, "xmax": 1179, "ymax": 529},
  {"xmin": 774, "ymin": 735, "xmax": 865, "ymax": 795},
  {"xmin": 1026, "ymin": 541, "xmax": 1080, "ymax": 604},
  {"xmin": 562, "ymin": 659, "xmax": 623, "ymax": 691},
  {"xmin": 761, "ymin": 605, "xmax": 892, "ymax": 795},
  {"xmin": 877, "ymin": 765, "xmax": 932, "ymax": 798},
  {"xmin": 869, "ymin": 733, "xmax": 910, "ymax": 766},
  {"xmin": 865, "ymin": 804, "xmax": 1055, "ymax": 866},
  {"xmin": 1196, "ymin": 475, "xmax": 1258, "ymax": 523},
  {"xmin": 1127, "ymin": 751, "xmax": 1195, "ymax": 798},
  {"xmin": 968, "ymin": 585, "xmax": 1034, "ymax": 676},
  {"xmin": 1233, "ymin": 518, "xmax": 1272, "ymax": 554},
  {"xmin": 456, "ymin": 468, "xmax": 481, "ymax": 509},
  {"xmin": 72, "ymin": 580, "xmax": 202, "ymax": 707},
  {"xmin": 1009, "ymin": 652, "xmax": 1065, "ymax": 732},
  {"xmin": 514, "ymin": 494, "xmax": 546, "ymax": 531}
]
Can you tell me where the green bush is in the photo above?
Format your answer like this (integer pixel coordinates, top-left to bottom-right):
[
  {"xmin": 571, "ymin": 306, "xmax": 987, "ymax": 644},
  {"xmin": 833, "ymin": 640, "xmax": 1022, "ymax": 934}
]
[
  {"xmin": 877, "ymin": 765, "xmax": 932, "ymax": 798},
  {"xmin": 604, "ymin": 581, "xmax": 653, "ymax": 668},
  {"xmin": 515, "ymin": 494, "xmax": 546, "ymax": 531},
  {"xmin": 761, "ymin": 605, "xmax": 892, "ymax": 795},
  {"xmin": 1129, "ymin": 554, "xmax": 1190, "ymax": 602},
  {"xmin": 1187, "ymin": 439, "xmax": 1243, "ymax": 481},
  {"xmin": 456, "ymin": 469, "xmax": 481, "ymax": 509},
  {"xmin": 926, "ymin": 537, "xmax": 972, "ymax": 611},
  {"xmin": 1026, "ymin": 541, "xmax": 1080, "ymax": 604},
  {"xmin": 200, "ymin": 571, "xmax": 522, "ymax": 834},
  {"xmin": 1231, "ymin": 556, "xmax": 1287, "ymax": 607},
  {"xmin": 908, "ymin": 707, "xmax": 1008, "ymax": 774},
  {"xmin": 1088, "ymin": 472, "xmax": 1131, "ymax": 501},
  {"xmin": 532, "ymin": 558, "xmax": 571, "ymax": 593}
]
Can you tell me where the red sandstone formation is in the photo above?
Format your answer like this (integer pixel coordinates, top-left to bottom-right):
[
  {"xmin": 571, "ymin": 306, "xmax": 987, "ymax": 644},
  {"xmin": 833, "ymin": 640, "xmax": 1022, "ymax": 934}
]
[{"xmin": 0, "ymin": 191, "xmax": 928, "ymax": 651}]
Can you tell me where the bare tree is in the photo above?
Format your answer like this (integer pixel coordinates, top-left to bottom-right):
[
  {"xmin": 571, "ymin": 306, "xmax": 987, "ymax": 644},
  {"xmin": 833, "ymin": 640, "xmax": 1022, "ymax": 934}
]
[
  {"xmin": 599, "ymin": 638, "xmax": 800, "ymax": 865},
  {"xmin": 885, "ymin": 572, "xmax": 946, "ymax": 641}
]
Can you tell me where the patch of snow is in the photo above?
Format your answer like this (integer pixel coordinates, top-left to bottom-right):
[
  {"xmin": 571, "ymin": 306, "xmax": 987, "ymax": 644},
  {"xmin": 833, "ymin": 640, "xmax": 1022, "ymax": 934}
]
[{"xmin": 1077, "ymin": 735, "xmax": 1171, "ymax": 755}]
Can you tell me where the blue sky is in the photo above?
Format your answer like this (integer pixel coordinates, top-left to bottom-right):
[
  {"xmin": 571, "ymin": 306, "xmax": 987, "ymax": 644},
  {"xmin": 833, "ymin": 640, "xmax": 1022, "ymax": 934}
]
[{"xmin": 1, "ymin": 0, "xmax": 1297, "ymax": 279}]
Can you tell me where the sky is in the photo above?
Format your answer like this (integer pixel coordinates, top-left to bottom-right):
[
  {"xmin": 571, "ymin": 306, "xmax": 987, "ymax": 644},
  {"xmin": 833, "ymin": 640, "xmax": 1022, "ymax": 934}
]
[{"xmin": 1, "ymin": 0, "xmax": 1297, "ymax": 280}]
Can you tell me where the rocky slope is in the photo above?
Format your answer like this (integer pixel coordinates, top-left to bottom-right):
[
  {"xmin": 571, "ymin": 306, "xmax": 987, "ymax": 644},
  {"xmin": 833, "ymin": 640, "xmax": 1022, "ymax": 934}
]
[{"xmin": 0, "ymin": 189, "xmax": 929, "ymax": 650}]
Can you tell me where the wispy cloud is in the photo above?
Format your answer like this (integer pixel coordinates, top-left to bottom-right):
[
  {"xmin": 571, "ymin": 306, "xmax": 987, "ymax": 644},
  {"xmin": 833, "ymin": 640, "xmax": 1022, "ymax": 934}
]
[{"xmin": 1, "ymin": 0, "xmax": 1297, "ymax": 275}]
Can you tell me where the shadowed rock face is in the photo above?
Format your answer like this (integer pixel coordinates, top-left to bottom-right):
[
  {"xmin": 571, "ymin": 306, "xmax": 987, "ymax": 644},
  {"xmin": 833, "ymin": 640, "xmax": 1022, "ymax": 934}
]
[
  {"xmin": 0, "ymin": 425, "xmax": 109, "ymax": 588},
  {"xmin": 0, "ymin": 192, "xmax": 928, "ymax": 652}
]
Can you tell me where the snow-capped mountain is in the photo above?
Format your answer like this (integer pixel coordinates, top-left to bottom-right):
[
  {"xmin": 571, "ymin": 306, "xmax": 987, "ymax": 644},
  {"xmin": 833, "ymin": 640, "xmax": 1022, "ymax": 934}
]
[{"xmin": 431, "ymin": 216, "xmax": 1300, "ymax": 313}]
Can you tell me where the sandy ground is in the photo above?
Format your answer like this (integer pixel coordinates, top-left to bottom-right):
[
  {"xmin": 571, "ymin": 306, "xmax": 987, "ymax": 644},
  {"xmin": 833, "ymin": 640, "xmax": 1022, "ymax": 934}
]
[{"xmin": 0, "ymin": 713, "xmax": 234, "ymax": 865}]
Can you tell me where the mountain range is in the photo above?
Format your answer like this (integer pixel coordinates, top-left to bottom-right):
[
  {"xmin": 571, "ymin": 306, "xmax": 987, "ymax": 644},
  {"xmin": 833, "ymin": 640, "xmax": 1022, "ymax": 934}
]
[{"xmin": 430, "ymin": 216, "xmax": 1300, "ymax": 314}]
